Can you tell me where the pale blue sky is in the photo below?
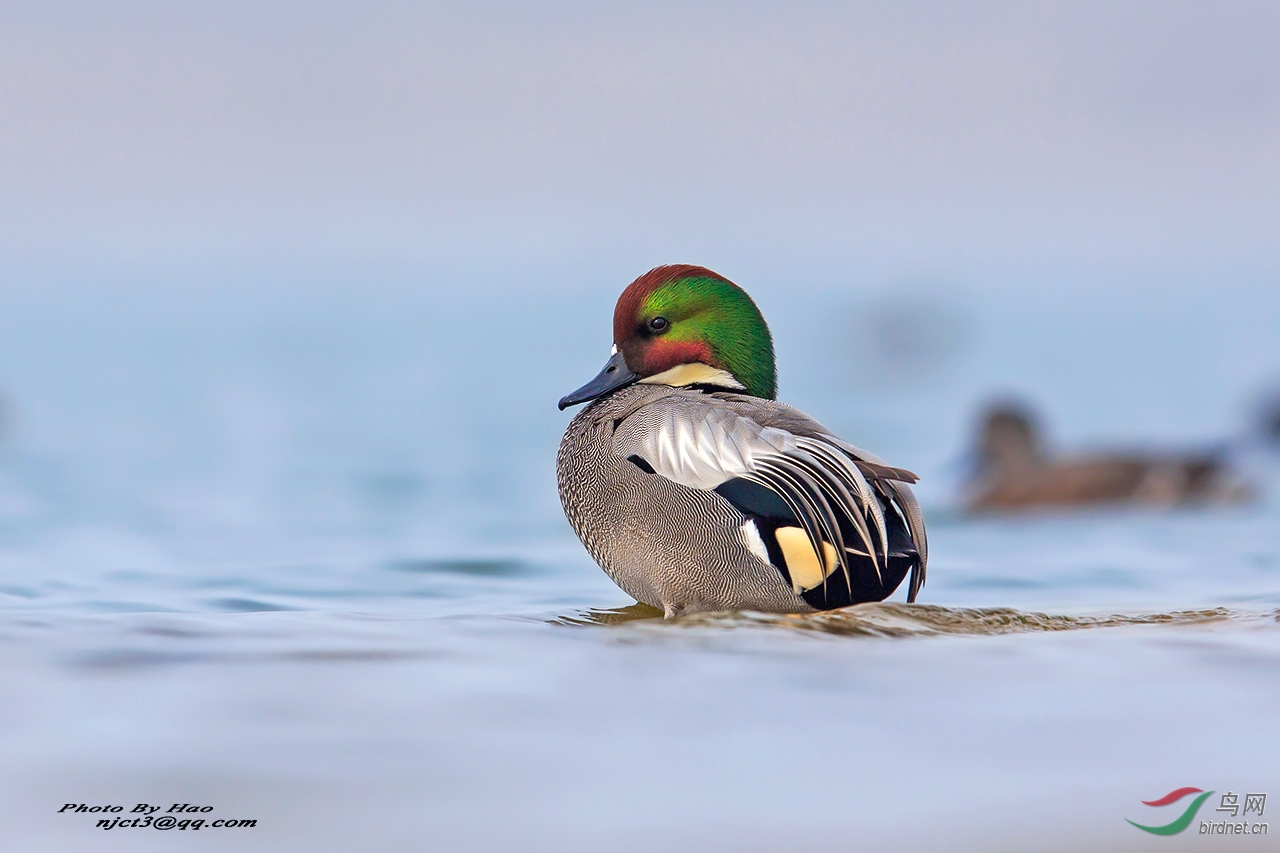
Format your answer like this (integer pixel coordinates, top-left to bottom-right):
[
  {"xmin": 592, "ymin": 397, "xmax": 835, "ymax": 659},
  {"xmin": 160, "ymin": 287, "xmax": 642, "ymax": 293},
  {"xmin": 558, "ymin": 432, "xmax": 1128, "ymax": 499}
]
[{"xmin": 1, "ymin": 0, "xmax": 1277, "ymax": 276}]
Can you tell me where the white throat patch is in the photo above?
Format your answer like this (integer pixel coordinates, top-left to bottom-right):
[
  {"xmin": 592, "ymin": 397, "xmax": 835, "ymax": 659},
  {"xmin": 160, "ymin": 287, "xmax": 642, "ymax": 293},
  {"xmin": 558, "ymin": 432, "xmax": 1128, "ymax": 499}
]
[{"xmin": 638, "ymin": 363, "xmax": 746, "ymax": 391}]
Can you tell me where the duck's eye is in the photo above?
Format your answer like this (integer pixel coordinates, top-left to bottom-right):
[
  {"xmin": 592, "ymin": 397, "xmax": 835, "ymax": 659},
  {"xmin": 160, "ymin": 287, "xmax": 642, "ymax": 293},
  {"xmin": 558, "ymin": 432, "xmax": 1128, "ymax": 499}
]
[{"xmin": 648, "ymin": 316, "xmax": 669, "ymax": 333}]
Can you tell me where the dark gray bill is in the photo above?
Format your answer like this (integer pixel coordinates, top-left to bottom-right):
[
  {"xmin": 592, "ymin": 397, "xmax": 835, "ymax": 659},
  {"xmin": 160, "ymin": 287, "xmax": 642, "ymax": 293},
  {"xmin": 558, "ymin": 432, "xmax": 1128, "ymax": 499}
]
[{"xmin": 558, "ymin": 350, "xmax": 638, "ymax": 410}]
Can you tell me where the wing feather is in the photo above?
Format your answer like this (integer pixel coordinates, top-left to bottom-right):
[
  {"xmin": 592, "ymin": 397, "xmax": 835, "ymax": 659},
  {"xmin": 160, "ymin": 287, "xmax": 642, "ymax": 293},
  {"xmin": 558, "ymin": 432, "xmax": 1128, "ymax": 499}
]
[
  {"xmin": 754, "ymin": 458, "xmax": 852, "ymax": 593},
  {"xmin": 888, "ymin": 480, "xmax": 928, "ymax": 602},
  {"xmin": 612, "ymin": 392, "xmax": 926, "ymax": 602},
  {"xmin": 794, "ymin": 437, "xmax": 888, "ymax": 575}
]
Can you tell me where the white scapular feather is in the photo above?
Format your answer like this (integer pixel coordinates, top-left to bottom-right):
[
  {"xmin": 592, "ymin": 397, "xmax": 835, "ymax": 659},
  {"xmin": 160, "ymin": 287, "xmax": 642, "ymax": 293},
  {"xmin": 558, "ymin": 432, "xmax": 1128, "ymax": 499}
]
[{"xmin": 619, "ymin": 400, "xmax": 902, "ymax": 583}]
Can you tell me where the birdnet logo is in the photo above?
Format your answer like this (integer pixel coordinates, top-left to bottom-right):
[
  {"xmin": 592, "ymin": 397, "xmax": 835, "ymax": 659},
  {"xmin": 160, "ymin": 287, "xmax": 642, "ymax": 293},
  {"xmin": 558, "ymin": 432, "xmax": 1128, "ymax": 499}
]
[{"xmin": 1126, "ymin": 787, "xmax": 1268, "ymax": 836}]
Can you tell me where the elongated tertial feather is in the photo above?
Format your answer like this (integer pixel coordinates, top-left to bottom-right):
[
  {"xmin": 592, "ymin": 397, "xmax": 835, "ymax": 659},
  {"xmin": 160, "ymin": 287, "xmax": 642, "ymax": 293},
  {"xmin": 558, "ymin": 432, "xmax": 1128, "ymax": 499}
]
[
  {"xmin": 744, "ymin": 469, "xmax": 831, "ymax": 592},
  {"xmin": 775, "ymin": 450, "xmax": 871, "ymax": 587},
  {"xmin": 888, "ymin": 481, "xmax": 928, "ymax": 602},
  {"xmin": 795, "ymin": 438, "xmax": 887, "ymax": 578},
  {"xmin": 854, "ymin": 459, "xmax": 919, "ymax": 484},
  {"xmin": 753, "ymin": 459, "xmax": 849, "ymax": 596}
]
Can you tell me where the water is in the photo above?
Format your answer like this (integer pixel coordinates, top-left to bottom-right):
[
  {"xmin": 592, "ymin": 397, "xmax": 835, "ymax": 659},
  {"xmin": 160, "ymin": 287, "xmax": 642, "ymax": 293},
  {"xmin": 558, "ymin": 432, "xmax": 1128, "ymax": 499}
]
[{"xmin": 1, "ymin": 269, "xmax": 1278, "ymax": 851}]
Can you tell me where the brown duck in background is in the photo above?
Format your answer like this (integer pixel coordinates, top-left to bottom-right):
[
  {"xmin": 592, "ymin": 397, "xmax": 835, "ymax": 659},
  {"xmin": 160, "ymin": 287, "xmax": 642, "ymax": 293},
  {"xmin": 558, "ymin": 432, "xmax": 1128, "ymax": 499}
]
[{"xmin": 964, "ymin": 402, "xmax": 1255, "ymax": 512}]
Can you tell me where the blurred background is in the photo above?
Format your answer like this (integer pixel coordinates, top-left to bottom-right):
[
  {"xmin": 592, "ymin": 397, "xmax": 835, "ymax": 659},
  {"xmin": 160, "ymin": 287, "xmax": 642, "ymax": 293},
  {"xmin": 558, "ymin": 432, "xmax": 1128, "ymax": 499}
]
[{"xmin": 1, "ymin": 2, "xmax": 1278, "ymax": 851}]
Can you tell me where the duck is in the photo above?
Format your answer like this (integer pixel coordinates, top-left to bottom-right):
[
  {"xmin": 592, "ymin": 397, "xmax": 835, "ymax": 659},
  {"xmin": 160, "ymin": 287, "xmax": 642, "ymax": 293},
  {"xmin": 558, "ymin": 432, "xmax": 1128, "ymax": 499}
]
[
  {"xmin": 963, "ymin": 401, "xmax": 1255, "ymax": 512},
  {"xmin": 556, "ymin": 264, "xmax": 927, "ymax": 617}
]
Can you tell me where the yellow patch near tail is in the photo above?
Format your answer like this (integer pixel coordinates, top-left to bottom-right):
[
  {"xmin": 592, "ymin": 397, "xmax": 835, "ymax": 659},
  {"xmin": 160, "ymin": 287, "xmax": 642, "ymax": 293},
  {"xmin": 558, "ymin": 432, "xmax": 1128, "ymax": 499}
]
[{"xmin": 774, "ymin": 527, "xmax": 838, "ymax": 593}]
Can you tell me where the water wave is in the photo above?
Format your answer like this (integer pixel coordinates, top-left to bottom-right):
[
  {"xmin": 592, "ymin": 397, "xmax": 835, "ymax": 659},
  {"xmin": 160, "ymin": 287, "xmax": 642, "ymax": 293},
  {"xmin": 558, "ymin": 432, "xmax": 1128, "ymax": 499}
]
[{"xmin": 556, "ymin": 602, "xmax": 1279, "ymax": 638}]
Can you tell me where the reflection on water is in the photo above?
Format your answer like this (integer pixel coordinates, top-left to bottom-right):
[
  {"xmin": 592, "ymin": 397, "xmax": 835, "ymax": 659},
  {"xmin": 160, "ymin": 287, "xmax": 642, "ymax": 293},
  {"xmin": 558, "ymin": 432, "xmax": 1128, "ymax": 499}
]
[
  {"xmin": 559, "ymin": 602, "xmax": 1275, "ymax": 638},
  {"xmin": 552, "ymin": 602, "xmax": 666, "ymax": 626}
]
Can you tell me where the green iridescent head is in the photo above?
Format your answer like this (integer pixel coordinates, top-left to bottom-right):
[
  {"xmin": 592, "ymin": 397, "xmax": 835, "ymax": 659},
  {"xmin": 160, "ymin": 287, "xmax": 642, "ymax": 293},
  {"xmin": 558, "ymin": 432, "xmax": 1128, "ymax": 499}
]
[
  {"xmin": 611, "ymin": 264, "xmax": 776, "ymax": 399},
  {"xmin": 557, "ymin": 265, "xmax": 776, "ymax": 410}
]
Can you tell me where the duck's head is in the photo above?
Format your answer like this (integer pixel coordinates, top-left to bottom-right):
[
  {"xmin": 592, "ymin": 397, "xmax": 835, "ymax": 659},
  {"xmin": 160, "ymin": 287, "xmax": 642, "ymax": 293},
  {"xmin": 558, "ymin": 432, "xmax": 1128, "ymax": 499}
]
[
  {"xmin": 559, "ymin": 264, "xmax": 776, "ymax": 410},
  {"xmin": 976, "ymin": 402, "xmax": 1044, "ymax": 474}
]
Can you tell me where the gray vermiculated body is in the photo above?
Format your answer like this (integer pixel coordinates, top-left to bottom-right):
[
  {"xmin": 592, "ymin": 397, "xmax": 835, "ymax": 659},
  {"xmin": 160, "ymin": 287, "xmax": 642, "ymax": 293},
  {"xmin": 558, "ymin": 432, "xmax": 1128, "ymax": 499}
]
[
  {"xmin": 557, "ymin": 386, "xmax": 807, "ymax": 614},
  {"xmin": 556, "ymin": 384, "xmax": 925, "ymax": 616}
]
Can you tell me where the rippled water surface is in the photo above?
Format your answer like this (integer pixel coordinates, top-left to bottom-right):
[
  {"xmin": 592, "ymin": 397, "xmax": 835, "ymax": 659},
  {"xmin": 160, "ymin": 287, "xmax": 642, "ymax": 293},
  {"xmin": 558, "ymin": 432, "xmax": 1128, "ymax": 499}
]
[{"xmin": 1, "ymin": 276, "xmax": 1278, "ymax": 851}]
